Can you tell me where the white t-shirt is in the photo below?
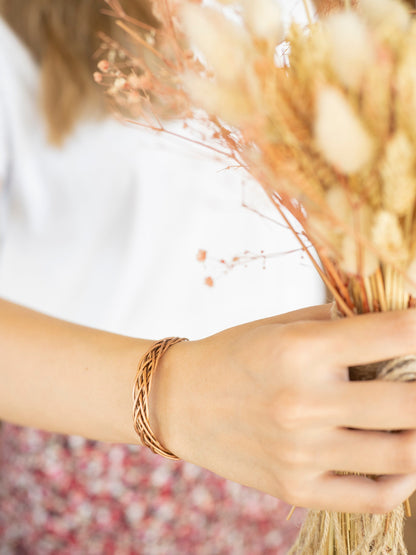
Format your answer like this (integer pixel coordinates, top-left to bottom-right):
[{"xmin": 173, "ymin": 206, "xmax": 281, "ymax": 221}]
[
  {"xmin": 0, "ymin": 7, "xmax": 321, "ymax": 553},
  {"xmin": 0, "ymin": 15, "xmax": 323, "ymax": 341}
]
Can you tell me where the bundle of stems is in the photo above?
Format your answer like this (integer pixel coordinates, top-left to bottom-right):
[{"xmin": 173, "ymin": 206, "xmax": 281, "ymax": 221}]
[{"xmin": 98, "ymin": 0, "xmax": 416, "ymax": 552}]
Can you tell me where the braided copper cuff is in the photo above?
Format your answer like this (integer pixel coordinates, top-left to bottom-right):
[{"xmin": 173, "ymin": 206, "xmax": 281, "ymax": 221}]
[{"xmin": 132, "ymin": 337, "xmax": 188, "ymax": 460}]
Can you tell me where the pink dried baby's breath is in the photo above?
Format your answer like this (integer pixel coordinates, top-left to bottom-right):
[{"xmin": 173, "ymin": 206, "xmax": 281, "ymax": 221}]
[
  {"xmin": 114, "ymin": 77, "xmax": 127, "ymax": 89},
  {"xmin": 97, "ymin": 59, "xmax": 110, "ymax": 73}
]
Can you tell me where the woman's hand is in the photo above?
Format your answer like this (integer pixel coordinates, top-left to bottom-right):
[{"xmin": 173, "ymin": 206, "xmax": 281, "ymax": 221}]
[{"xmin": 151, "ymin": 304, "xmax": 416, "ymax": 514}]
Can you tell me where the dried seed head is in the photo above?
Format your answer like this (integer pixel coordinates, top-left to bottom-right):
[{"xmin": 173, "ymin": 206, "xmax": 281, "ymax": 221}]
[
  {"xmin": 183, "ymin": 72, "xmax": 253, "ymax": 125},
  {"xmin": 341, "ymin": 234, "xmax": 379, "ymax": 276},
  {"xmin": 324, "ymin": 12, "xmax": 375, "ymax": 90},
  {"xmin": 406, "ymin": 257, "xmax": 416, "ymax": 295},
  {"xmin": 396, "ymin": 41, "xmax": 416, "ymax": 143},
  {"xmin": 326, "ymin": 186, "xmax": 353, "ymax": 228},
  {"xmin": 180, "ymin": 4, "xmax": 250, "ymax": 83},
  {"xmin": 242, "ymin": 0, "xmax": 284, "ymax": 45},
  {"xmin": 360, "ymin": 0, "xmax": 410, "ymax": 31},
  {"xmin": 371, "ymin": 210, "xmax": 406, "ymax": 260},
  {"xmin": 315, "ymin": 86, "xmax": 375, "ymax": 174},
  {"xmin": 381, "ymin": 131, "xmax": 416, "ymax": 215}
]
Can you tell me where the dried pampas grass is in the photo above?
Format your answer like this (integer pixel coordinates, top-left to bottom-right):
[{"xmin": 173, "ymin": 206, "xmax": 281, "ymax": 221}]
[
  {"xmin": 314, "ymin": 86, "xmax": 375, "ymax": 174},
  {"xmin": 241, "ymin": 0, "xmax": 284, "ymax": 45},
  {"xmin": 179, "ymin": 4, "xmax": 250, "ymax": 82},
  {"xmin": 324, "ymin": 12, "xmax": 375, "ymax": 89},
  {"xmin": 360, "ymin": 0, "xmax": 410, "ymax": 30}
]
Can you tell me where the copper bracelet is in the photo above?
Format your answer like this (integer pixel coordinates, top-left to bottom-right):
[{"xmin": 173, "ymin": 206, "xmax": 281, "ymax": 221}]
[{"xmin": 132, "ymin": 337, "xmax": 188, "ymax": 460}]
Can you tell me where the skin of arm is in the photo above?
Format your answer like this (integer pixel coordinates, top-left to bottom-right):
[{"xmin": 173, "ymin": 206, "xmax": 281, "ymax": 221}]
[
  {"xmin": 0, "ymin": 297, "xmax": 146, "ymax": 444},
  {"xmin": 3, "ymin": 297, "xmax": 416, "ymax": 514}
]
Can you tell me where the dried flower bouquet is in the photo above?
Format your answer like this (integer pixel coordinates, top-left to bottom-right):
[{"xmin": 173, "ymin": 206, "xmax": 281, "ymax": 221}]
[{"xmin": 98, "ymin": 0, "xmax": 416, "ymax": 552}]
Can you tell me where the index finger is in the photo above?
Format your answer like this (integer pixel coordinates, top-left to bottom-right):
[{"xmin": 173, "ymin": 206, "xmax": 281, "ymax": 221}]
[{"xmin": 321, "ymin": 310, "xmax": 416, "ymax": 367}]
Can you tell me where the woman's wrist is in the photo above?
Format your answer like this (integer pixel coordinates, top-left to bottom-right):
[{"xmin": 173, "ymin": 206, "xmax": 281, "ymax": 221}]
[
  {"xmin": 147, "ymin": 337, "xmax": 198, "ymax": 459},
  {"xmin": 132, "ymin": 337, "xmax": 188, "ymax": 459},
  {"xmin": 131, "ymin": 335, "xmax": 215, "ymax": 461}
]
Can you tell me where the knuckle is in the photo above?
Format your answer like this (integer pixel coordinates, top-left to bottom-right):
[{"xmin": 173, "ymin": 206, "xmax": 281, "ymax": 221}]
[
  {"xmin": 276, "ymin": 325, "xmax": 312, "ymax": 366},
  {"xmin": 273, "ymin": 387, "xmax": 310, "ymax": 431},
  {"xmin": 276, "ymin": 323, "xmax": 327, "ymax": 372},
  {"xmin": 277, "ymin": 440, "xmax": 310, "ymax": 469}
]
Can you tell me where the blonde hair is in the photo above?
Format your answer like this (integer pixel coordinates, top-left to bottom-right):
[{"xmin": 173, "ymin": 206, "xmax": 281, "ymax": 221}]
[{"xmin": 0, "ymin": 0, "xmax": 157, "ymax": 144}]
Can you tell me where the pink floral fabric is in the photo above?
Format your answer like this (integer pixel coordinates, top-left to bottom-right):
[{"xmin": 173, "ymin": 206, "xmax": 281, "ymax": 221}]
[{"xmin": 0, "ymin": 423, "xmax": 304, "ymax": 554}]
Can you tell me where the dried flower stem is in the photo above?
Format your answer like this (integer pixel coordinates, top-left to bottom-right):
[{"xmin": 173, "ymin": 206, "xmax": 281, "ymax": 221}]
[
  {"xmin": 286, "ymin": 505, "xmax": 296, "ymax": 521},
  {"xmin": 115, "ymin": 20, "xmax": 163, "ymax": 60},
  {"xmin": 270, "ymin": 195, "xmax": 355, "ymax": 316},
  {"xmin": 302, "ymin": 0, "xmax": 313, "ymax": 25},
  {"xmin": 405, "ymin": 499, "xmax": 412, "ymax": 518}
]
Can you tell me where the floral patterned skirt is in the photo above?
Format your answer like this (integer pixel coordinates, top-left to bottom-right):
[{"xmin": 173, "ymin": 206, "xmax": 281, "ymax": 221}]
[{"xmin": 0, "ymin": 423, "xmax": 304, "ymax": 554}]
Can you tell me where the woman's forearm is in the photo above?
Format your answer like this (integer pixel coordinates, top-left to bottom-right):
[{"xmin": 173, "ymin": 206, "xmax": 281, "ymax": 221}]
[
  {"xmin": 0, "ymin": 298, "xmax": 329, "ymax": 447},
  {"xmin": 4, "ymin": 297, "xmax": 416, "ymax": 515},
  {"xmin": 0, "ymin": 298, "xmax": 152, "ymax": 443}
]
